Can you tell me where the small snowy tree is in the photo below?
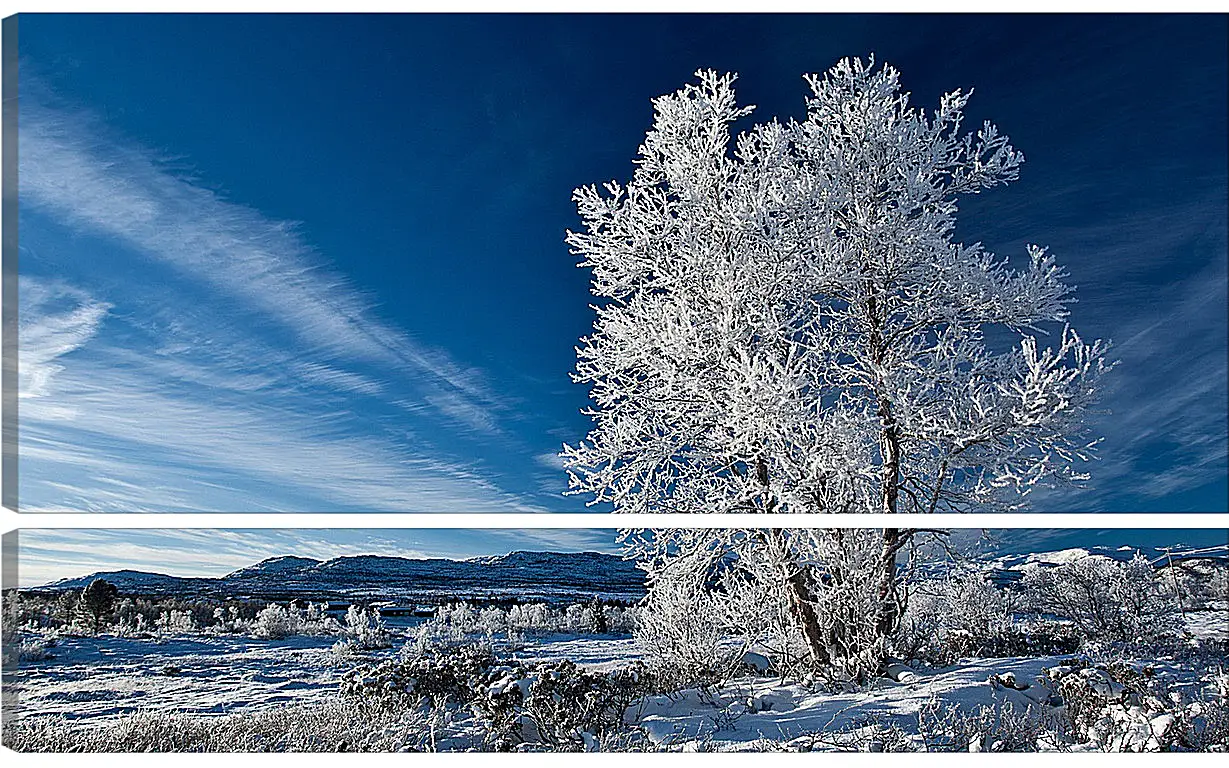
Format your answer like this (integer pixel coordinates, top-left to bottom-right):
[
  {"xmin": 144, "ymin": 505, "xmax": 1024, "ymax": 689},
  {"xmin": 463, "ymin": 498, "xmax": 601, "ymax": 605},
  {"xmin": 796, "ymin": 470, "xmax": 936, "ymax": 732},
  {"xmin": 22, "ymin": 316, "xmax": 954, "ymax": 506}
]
[
  {"xmin": 252, "ymin": 603, "xmax": 302, "ymax": 640},
  {"xmin": 342, "ymin": 604, "xmax": 391, "ymax": 649},
  {"xmin": 155, "ymin": 609, "xmax": 196, "ymax": 636},
  {"xmin": 564, "ymin": 58, "xmax": 1110, "ymax": 678}
]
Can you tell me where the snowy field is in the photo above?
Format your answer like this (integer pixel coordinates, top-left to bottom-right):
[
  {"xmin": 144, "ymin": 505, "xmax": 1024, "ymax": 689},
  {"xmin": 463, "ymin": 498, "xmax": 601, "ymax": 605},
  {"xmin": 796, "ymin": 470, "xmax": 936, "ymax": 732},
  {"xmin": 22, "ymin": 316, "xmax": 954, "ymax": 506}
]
[
  {"xmin": 9, "ymin": 609, "xmax": 1225, "ymax": 751},
  {"xmin": 10, "ymin": 633, "xmax": 368, "ymax": 720},
  {"xmin": 7, "ymin": 624, "xmax": 641, "ymax": 723},
  {"xmin": 6, "ymin": 544, "xmax": 1226, "ymax": 752}
]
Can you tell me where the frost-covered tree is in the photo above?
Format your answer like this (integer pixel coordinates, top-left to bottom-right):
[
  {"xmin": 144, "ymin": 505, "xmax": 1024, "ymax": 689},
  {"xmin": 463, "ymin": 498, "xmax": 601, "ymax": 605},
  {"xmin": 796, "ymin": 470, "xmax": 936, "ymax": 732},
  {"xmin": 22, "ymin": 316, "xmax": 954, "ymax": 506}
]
[
  {"xmin": 564, "ymin": 58, "xmax": 1110, "ymax": 678},
  {"xmin": 252, "ymin": 602, "xmax": 302, "ymax": 640}
]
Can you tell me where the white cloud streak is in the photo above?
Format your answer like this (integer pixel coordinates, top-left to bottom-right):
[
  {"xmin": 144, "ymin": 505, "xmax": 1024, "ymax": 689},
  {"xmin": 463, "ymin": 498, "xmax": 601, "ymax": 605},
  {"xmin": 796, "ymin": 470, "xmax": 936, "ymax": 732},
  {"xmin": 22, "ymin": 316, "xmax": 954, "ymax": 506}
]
[
  {"xmin": 18, "ymin": 279, "xmax": 111, "ymax": 402},
  {"xmin": 19, "ymin": 98, "xmax": 505, "ymax": 434},
  {"xmin": 13, "ymin": 90, "xmax": 557, "ymax": 513}
]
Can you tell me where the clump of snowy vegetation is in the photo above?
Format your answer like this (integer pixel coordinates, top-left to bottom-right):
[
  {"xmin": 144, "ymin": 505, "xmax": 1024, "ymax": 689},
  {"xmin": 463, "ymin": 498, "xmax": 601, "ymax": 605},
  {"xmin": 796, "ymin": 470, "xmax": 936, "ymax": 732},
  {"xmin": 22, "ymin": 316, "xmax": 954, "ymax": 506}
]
[
  {"xmin": 339, "ymin": 640, "xmax": 657, "ymax": 751},
  {"xmin": 2, "ymin": 591, "xmax": 60, "ymax": 663},
  {"xmin": 330, "ymin": 605, "xmax": 394, "ymax": 658},
  {"xmin": 409, "ymin": 599, "xmax": 637, "ymax": 651},
  {"xmin": 896, "ymin": 568, "xmax": 1024, "ymax": 665},
  {"xmin": 9, "ymin": 586, "xmax": 380, "ymax": 644},
  {"xmin": 1043, "ymin": 657, "xmax": 1229, "ymax": 752},
  {"xmin": 793, "ymin": 696, "xmax": 1065, "ymax": 752},
  {"xmin": 1165, "ymin": 557, "xmax": 1229, "ymax": 612},
  {"xmin": 11, "ymin": 634, "xmax": 59, "ymax": 663},
  {"xmin": 3, "ymin": 699, "xmax": 445, "ymax": 752},
  {"xmin": 251, "ymin": 601, "xmax": 345, "ymax": 640},
  {"xmin": 1020, "ymin": 553, "xmax": 1182, "ymax": 644}
]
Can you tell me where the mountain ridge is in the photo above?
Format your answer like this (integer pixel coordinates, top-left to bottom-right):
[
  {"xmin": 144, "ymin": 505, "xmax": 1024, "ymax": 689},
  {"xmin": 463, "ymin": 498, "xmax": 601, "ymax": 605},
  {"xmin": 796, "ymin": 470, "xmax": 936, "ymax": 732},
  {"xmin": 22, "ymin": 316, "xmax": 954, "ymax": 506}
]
[{"xmin": 35, "ymin": 550, "xmax": 644, "ymax": 604}]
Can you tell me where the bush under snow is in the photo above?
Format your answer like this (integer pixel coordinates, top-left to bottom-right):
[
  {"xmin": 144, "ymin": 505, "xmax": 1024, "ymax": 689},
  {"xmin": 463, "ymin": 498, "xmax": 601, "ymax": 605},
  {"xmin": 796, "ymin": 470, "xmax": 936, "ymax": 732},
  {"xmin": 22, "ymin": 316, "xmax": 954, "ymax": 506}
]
[{"xmin": 1021, "ymin": 553, "xmax": 1182, "ymax": 644}]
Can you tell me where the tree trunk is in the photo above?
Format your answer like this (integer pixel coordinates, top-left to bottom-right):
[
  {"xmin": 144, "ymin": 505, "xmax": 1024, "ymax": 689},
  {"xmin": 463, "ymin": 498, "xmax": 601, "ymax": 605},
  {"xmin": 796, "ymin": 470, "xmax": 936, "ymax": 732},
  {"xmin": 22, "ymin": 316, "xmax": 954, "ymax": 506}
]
[
  {"xmin": 761, "ymin": 529, "xmax": 830, "ymax": 668},
  {"xmin": 872, "ymin": 366, "xmax": 908, "ymax": 631},
  {"xmin": 866, "ymin": 291, "xmax": 906, "ymax": 672},
  {"xmin": 875, "ymin": 528, "xmax": 904, "ymax": 639},
  {"xmin": 878, "ymin": 400, "xmax": 901, "ymax": 516},
  {"xmin": 783, "ymin": 563, "xmax": 831, "ymax": 668}
]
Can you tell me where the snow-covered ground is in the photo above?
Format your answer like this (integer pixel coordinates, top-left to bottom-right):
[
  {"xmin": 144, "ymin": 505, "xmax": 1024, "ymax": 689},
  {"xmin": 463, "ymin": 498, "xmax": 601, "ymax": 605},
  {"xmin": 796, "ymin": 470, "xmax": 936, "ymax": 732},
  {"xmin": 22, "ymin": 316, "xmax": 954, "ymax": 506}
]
[
  {"xmin": 9, "ymin": 616, "xmax": 426, "ymax": 721},
  {"xmin": 14, "ymin": 615, "xmax": 1222, "ymax": 740},
  {"xmin": 10, "ymin": 633, "xmax": 371, "ymax": 720},
  {"xmin": 9, "ymin": 626, "xmax": 642, "ymax": 724},
  {"xmin": 634, "ymin": 656, "xmax": 1063, "ymax": 748},
  {"xmin": 13, "ymin": 608, "xmax": 1224, "ymax": 726},
  {"xmin": 7, "ymin": 543, "xmax": 1224, "ymax": 752},
  {"xmin": 508, "ymin": 636, "xmax": 643, "ymax": 672},
  {"xmin": 1186, "ymin": 610, "xmax": 1229, "ymax": 641}
]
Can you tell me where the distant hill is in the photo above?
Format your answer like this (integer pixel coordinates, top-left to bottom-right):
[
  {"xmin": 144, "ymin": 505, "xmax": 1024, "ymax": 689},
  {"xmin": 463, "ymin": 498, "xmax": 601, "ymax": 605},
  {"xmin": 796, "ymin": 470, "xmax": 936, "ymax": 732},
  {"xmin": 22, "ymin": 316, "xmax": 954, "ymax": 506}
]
[
  {"xmin": 985, "ymin": 544, "xmax": 1229, "ymax": 585},
  {"xmin": 34, "ymin": 551, "xmax": 645, "ymax": 604},
  {"xmin": 33, "ymin": 543, "xmax": 1227, "ymax": 604}
]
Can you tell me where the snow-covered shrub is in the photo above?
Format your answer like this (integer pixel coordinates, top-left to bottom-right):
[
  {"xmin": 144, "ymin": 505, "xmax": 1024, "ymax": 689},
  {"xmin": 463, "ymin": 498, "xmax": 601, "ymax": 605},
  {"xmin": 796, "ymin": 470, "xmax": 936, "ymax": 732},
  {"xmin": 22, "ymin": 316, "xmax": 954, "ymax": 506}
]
[
  {"xmin": 915, "ymin": 698, "xmax": 1055, "ymax": 752},
  {"xmin": 1051, "ymin": 662, "xmax": 1172, "ymax": 750},
  {"xmin": 1021, "ymin": 553, "xmax": 1181, "ymax": 643},
  {"xmin": 343, "ymin": 605, "xmax": 392, "ymax": 650},
  {"xmin": 475, "ymin": 605, "xmax": 505, "ymax": 636},
  {"xmin": 634, "ymin": 555, "xmax": 765, "ymax": 689},
  {"xmin": 1040, "ymin": 658, "xmax": 1229, "ymax": 752},
  {"xmin": 602, "ymin": 604, "xmax": 638, "ymax": 634},
  {"xmin": 410, "ymin": 605, "xmax": 479, "ymax": 650},
  {"xmin": 14, "ymin": 636, "xmax": 57, "ymax": 663},
  {"xmin": 796, "ymin": 697, "xmax": 1056, "ymax": 753},
  {"xmin": 473, "ymin": 659, "xmax": 654, "ymax": 751},
  {"xmin": 508, "ymin": 603, "xmax": 549, "ymax": 631},
  {"xmin": 249, "ymin": 602, "xmax": 341, "ymax": 640},
  {"xmin": 2, "ymin": 590, "xmax": 20, "ymax": 643},
  {"xmin": 1167, "ymin": 675, "xmax": 1229, "ymax": 751},
  {"xmin": 814, "ymin": 715, "xmax": 920, "ymax": 752},
  {"xmin": 342, "ymin": 643, "xmax": 656, "ymax": 752},
  {"xmin": 204, "ymin": 605, "xmax": 246, "ymax": 635},
  {"xmin": 415, "ymin": 601, "xmax": 637, "ymax": 651},
  {"xmin": 331, "ymin": 606, "xmax": 392, "ymax": 656},
  {"xmin": 2, "ymin": 609, "xmax": 60, "ymax": 664},
  {"xmin": 563, "ymin": 603, "xmax": 586, "ymax": 633},
  {"xmin": 1162, "ymin": 559, "xmax": 1229, "ymax": 612},
  {"xmin": 895, "ymin": 569, "xmax": 1015, "ymax": 664},
  {"xmin": 342, "ymin": 642, "xmax": 497, "ymax": 709},
  {"xmin": 110, "ymin": 612, "xmax": 150, "ymax": 638},
  {"xmin": 252, "ymin": 603, "xmax": 303, "ymax": 640},
  {"xmin": 155, "ymin": 609, "xmax": 197, "ymax": 636}
]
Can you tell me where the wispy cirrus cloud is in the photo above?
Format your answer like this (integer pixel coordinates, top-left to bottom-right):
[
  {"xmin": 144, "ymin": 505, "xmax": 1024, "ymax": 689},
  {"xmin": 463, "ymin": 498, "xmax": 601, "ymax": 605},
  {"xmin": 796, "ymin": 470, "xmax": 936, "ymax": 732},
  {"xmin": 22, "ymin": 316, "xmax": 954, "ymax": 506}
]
[
  {"xmin": 18, "ymin": 278, "xmax": 111, "ymax": 402},
  {"xmin": 17, "ymin": 276, "xmax": 548, "ymax": 513},
  {"xmin": 1081, "ymin": 254, "xmax": 1228, "ymax": 509},
  {"xmin": 14, "ymin": 85, "xmax": 565, "ymax": 513},
  {"xmin": 19, "ymin": 94, "xmax": 505, "ymax": 437},
  {"xmin": 978, "ymin": 173, "xmax": 1229, "ymax": 512}
]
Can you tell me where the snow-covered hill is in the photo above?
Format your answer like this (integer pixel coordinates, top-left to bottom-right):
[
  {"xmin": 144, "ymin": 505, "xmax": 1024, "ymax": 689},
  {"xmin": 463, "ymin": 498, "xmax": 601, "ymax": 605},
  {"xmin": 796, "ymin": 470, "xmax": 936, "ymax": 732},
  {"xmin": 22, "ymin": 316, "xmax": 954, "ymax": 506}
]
[
  {"xmin": 984, "ymin": 543, "xmax": 1229, "ymax": 585},
  {"xmin": 33, "ymin": 543, "xmax": 1227, "ymax": 606},
  {"xmin": 34, "ymin": 551, "xmax": 645, "ymax": 604}
]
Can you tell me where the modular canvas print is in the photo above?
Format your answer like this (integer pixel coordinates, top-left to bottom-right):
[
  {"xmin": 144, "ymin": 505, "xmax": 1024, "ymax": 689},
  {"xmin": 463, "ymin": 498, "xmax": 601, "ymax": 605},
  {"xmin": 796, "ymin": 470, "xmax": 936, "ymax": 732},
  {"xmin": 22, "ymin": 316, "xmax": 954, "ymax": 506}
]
[{"xmin": 0, "ymin": 11, "xmax": 1226, "ymax": 755}]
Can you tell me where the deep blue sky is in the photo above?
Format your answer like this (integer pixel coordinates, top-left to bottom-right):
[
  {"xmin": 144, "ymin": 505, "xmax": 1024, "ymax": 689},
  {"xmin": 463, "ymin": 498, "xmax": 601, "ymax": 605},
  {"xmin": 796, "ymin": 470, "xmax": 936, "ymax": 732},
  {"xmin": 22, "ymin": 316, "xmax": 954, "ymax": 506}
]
[{"xmin": 14, "ymin": 13, "xmax": 1228, "ymax": 513}]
